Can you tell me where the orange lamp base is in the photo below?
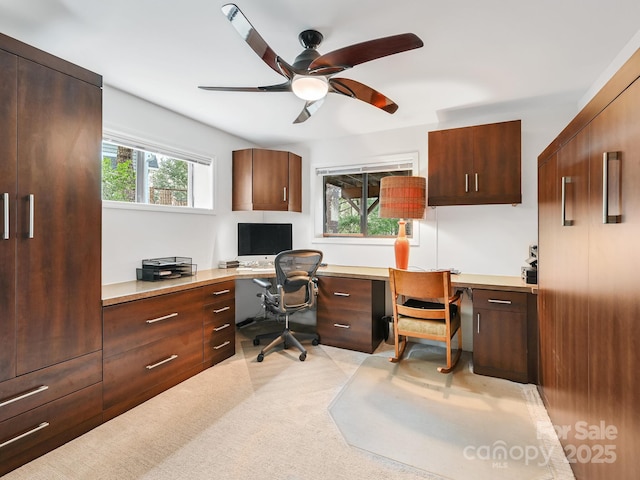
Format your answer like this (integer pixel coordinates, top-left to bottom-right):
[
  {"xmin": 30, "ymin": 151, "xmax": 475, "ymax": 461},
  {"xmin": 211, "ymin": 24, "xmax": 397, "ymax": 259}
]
[{"xmin": 394, "ymin": 220, "xmax": 410, "ymax": 270}]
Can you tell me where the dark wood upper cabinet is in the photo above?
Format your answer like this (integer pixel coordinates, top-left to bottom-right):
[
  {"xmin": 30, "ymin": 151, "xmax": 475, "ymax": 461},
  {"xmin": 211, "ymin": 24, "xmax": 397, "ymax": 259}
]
[
  {"xmin": 232, "ymin": 148, "xmax": 302, "ymax": 212},
  {"xmin": 428, "ymin": 120, "xmax": 521, "ymax": 206}
]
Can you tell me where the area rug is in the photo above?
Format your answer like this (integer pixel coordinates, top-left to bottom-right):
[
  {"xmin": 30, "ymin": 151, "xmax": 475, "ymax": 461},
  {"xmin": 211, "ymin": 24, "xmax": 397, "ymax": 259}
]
[{"xmin": 329, "ymin": 345, "xmax": 574, "ymax": 480}]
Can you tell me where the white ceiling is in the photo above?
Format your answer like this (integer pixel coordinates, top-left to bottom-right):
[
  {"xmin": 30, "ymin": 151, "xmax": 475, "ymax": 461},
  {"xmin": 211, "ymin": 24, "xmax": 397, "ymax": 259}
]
[{"xmin": 1, "ymin": 0, "xmax": 639, "ymax": 147}]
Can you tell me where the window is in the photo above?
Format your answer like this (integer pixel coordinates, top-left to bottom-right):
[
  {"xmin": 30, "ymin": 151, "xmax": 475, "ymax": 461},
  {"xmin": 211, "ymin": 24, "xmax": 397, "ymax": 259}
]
[
  {"xmin": 101, "ymin": 133, "xmax": 214, "ymax": 211},
  {"xmin": 317, "ymin": 153, "xmax": 418, "ymax": 238}
]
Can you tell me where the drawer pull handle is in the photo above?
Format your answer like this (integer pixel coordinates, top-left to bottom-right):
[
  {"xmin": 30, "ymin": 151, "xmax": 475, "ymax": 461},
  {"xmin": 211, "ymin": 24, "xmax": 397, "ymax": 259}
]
[
  {"xmin": 0, "ymin": 385, "xmax": 49, "ymax": 408},
  {"xmin": 146, "ymin": 354, "xmax": 178, "ymax": 370},
  {"xmin": 212, "ymin": 289, "xmax": 231, "ymax": 296},
  {"xmin": 213, "ymin": 340, "xmax": 231, "ymax": 350},
  {"xmin": 213, "ymin": 306, "xmax": 231, "ymax": 314},
  {"xmin": 213, "ymin": 323, "xmax": 231, "ymax": 332},
  {"xmin": 28, "ymin": 194, "xmax": 35, "ymax": 239},
  {"xmin": 2, "ymin": 192, "xmax": 8, "ymax": 240},
  {"xmin": 146, "ymin": 312, "xmax": 178, "ymax": 324},
  {"xmin": 0, "ymin": 422, "xmax": 49, "ymax": 449},
  {"xmin": 333, "ymin": 323, "xmax": 351, "ymax": 329},
  {"xmin": 333, "ymin": 292, "xmax": 350, "ymax": 297},
  {"xmin": 487, "ymin": 299, "xmax": 512, "ymax": 304},
  {"xmin": 477, "ymin": 313, "xmax": 480, "ymax": 334}
]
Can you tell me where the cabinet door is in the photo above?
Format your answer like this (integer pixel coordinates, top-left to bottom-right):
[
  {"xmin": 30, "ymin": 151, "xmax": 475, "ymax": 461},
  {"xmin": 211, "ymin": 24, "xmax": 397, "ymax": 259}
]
[
  {"xmin": 287, "ymin": 153, "xmax": 302, "ymax": 212},
  {"xmin": 252, "ymin": 149, "xmax": 290, "ymax": 211},
  {"xmin": 554, "ymin": 128, "xmax": 590, "ymax": 476},
  {"xmin": 472, "ymin": 290, "xmax": 528, "ymax": 383},
  {"xmin": 15, "ymin": 59, "xmax": 102, "ymax": 374},
  {"xmin": 427, "ymin": 126, "xmax": 473, "ymax": 205},
  {"xmin": 472, "ymin": 120, "xmax": 521, "ymax": 204},
  {"xmin": 0, "ymin": 49, "xmax": 17, "ymax": 382},
  {"xmin": 537, "ymin": 153, "xmax": 559, "ymax": 409},
  {"xmin": 587, "ymin": 78, "xmax": 640, "ymax": 480}
]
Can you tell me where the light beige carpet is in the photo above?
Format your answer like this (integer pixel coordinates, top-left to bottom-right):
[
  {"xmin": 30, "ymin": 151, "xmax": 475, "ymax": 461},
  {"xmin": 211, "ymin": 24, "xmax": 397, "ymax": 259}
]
[
  {"xmin": 3, "ymin": 324, "xmax": 573, "ymax": 480},
  {"xmin": 329, "ymin": 344, "xmax": 574, "ymax": 480}
]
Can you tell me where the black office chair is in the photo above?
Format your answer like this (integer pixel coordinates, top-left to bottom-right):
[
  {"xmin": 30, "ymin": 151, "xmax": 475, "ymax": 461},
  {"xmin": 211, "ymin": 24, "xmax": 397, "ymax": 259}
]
[{"xmin": 252, "ymin": 249, "xmax": 323, "ymax": 362}]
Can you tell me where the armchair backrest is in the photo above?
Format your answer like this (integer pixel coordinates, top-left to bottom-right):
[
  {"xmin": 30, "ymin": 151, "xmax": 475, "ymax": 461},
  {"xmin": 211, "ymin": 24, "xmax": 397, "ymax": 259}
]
[{"xmin": 274, "ymin": 249, "xmax": 323, "ymax": 310}]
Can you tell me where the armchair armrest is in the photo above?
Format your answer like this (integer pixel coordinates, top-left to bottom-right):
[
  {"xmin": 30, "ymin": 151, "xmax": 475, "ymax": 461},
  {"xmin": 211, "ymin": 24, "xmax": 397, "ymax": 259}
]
[{"xmin": 253, "ymin": 278, "xmax": 272, "ymax": 289}]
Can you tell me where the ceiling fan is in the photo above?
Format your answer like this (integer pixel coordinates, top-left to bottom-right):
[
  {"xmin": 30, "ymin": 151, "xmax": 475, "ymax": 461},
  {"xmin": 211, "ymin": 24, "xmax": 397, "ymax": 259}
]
[{"xmin": 199, "ymin": 3, "xmax": 424, "ymax": 123}]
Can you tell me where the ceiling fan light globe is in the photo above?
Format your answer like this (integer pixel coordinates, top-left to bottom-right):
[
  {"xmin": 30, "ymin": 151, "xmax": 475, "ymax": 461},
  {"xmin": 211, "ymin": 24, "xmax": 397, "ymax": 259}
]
[{"xmin": 292, "ymin": 75, "xmax": 329, "ymax": 101}]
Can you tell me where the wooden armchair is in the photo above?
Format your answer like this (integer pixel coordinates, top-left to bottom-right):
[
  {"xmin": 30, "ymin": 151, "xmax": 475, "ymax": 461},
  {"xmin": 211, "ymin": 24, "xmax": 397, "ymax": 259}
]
[{"xmin": 388, "ymin": 268, "xmax": 463, "ymax": 373}]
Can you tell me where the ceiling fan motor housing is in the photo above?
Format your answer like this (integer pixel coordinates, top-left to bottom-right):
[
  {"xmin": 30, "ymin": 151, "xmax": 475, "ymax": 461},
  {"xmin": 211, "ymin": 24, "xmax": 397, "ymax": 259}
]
[{"xmin": 294, "ymin": 30, "xmax": 323, "ymax": 70}]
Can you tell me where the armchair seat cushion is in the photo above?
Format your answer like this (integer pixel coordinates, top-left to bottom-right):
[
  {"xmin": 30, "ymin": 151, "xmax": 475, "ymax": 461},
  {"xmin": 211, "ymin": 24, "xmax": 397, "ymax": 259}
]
[{"xmin": 397, "ymin": 315, "xmax": 460, "ymax": 337}]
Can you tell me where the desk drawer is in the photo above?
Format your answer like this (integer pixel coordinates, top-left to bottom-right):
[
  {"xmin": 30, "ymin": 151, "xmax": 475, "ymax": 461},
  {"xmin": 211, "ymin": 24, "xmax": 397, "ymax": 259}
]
[
  {"xmin": 203, "ymin": 296, "xmax": 235, "ymax": 327},
  {"xmin": 318, "ymin": 277, "xmax": 374, "ymax": 312},
  {"xmin": 204, "ymin": 323, "xmax": 235, "ymax": 367},
  {"xmin": 0, "ymin": 351, "xmax": 102, "ymax": 422},
  {"xmin": 103, "ymin": 288, "xmax": 203, "ymax": 357},
  {"xmin": 473, "ymin": 289, "xmax": 527, "ymax": 313},
  {"xmin": 103, "ymin": 328, "xmax": 203, "ymax": 410},
  {"xmin": 0, "ymin": 383, "xmax": 102, "ymax": 475},
  {"xmin": 317, "ymin": 313, "xmax": 378, "ymax": 353},
  {"xmin": 202, "ymin": 280, "xmax": 235, "ymax": 306}
]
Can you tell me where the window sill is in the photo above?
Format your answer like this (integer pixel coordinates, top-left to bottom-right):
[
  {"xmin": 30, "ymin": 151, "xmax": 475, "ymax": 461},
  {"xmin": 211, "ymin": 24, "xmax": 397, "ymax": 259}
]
[{"xmin": 102, "ymin": 200, "xmax": 215, "ymax": 215}]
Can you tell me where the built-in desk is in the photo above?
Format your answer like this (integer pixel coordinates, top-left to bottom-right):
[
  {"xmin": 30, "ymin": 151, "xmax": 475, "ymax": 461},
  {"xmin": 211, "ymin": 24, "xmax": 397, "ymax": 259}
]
[
  {"xmin": 102, "ymin": 266, "xmax": 538, "ymax": 384},
  {"xmin": 102, "ymin": 265, "xmax": 536, "ymax": 305}
]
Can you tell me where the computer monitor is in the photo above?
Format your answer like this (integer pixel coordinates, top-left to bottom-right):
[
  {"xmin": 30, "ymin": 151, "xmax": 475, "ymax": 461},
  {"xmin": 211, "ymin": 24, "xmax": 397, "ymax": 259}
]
[{"xmin": 237, "ymin": 223, "xmax": 293, "ymax": 257}]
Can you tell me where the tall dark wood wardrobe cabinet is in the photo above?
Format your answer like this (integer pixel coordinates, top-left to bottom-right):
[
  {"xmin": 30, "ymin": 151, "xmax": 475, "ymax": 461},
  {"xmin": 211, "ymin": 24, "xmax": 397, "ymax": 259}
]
[
  {"xmin": 0, "ymin": 33, "xmax": 103, "ymax": 475},
  {"xmin": 537, "ymin": 48, "xmax": 640, "ymax": 480}
]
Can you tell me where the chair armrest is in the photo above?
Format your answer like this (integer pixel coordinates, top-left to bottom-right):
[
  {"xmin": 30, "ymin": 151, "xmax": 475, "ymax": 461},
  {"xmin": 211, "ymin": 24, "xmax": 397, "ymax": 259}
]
[
  {"xmin": 449, "ymin": 290, "xmax": 463, "ymax": 304},
  {"xmin": 253, "ymin": 278, "xmax": 272, "ymax": 289}
]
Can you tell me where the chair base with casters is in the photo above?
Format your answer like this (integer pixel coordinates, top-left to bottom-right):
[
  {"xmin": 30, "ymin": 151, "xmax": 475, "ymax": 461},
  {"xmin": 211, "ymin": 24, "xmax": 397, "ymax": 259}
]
[
  {"xmin": 251, "ymin": 249, "xmax": 323, "ymax": 362},
  {"xmin": 255, "ymin": 314, "xmax": 319, "ymax": 362},
  {"xmin": 388, "ymin": 268, "xmax": 463, "ymax": 373}
]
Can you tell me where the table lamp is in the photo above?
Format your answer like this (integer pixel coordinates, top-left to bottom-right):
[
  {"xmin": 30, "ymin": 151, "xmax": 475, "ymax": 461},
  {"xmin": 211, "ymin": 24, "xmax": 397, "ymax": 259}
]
[{"xmin": 379, "ymin": 176, "xmax": 426, "ymax": 270}]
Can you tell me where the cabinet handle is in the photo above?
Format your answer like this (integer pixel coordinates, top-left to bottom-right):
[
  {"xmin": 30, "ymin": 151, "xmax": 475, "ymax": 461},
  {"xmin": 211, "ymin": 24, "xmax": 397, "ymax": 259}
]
[
  {"xmin": 333, "ymin": 292, "xmax": 350, "ymax": 297},
  {"xmin": 333, "ymin": 323, "xmax": 351, "ymax": 329},
  {"xmin": 477, "ymin": 313, "xmax": 480, "ymax": 334},
  {"xmin": 465, "ymin": 174, "xmax": 469, "ymax": 193},
  {"xmin": 146, "ymin": 312, "xmax": 178, "ymax": 324},
  {"xmin": 213, "ymin": 306, "xmax": 231, "ymax": 314},
  {"xmin": 146, "ymin": 354, "xmax": 178, "ymax": 370},
  {"xmin": 212, "ymin": 289, "xmax": 230, "ymax": 296},
  {"xmin": 28, "ymin": 194, "xmax": 34, "ymax": 239},
  {"xmin": 213, "ymin": 323, "xmax": 231, "ymax": 332},
  {"xmin": 488, "ymin": 299, "xmax": 512, "ymax": 304},
  {"xmin": 213, "ymin": 340, "xmax": 231, "ymax": 350},
  {"xmin": 2, "ymin": 193, "xmax": 8, "ymax": 240},
  {"xmin": 602, "ymin": 151, "xmax": 622, "ymax": 224},
  {"xmin": 283, "ymin": 186, "xmax": 287, "ymax": 202},
  {"xmin": 475, "ymin": 173, "xmax": 479, "ymax": 192},
  {"xmin": 0, "ymin": 385, "xmax": 49, "ymax": 408},
  {"xmin": 561, "ymin": 176, "xmax": 573, "ymax": 226},
  {"xmin": 0, "ymin": 422, "xmax": 49, "ymax": 449}
]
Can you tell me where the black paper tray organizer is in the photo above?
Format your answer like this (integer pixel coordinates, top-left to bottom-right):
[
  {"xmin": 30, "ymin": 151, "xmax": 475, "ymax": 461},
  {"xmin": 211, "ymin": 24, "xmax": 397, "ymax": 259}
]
[{"xmin": 136, "ymin": 257, "xmax": 197, "ymax": 281}]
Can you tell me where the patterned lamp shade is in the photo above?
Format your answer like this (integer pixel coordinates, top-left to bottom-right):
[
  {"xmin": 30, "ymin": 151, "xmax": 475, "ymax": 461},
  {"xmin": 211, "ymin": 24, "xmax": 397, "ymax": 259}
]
[{"xmin": 379, "ymin": 176, "xmax": 427, "ymax": 219}]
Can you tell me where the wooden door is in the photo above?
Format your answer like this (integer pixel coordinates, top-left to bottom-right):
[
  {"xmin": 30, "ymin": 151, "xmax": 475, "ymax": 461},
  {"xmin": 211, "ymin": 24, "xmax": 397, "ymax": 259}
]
[
  {"xmin": 555, "ymin": 128, "xmax": 590, "ymax": 479},
  {"xmin": 537, "ymin": 153, "xmax": 559, "ymax": 411},
  {"xmin": 0, "ymin": 49, "xmax": 17, "ymax": 382},
  {"xmin": 427, "ymin": 126, "xmax": 473, "ymax": 205},
  {"xmin": 15, "ymin": 59, "xmax": 102, "ymax": 374},
  {"xmin": 287, "ymin": 153, "xmax": 302, "ymax": 212},
  {"xmin": 472, "ymin": 120, "xmax": 521, "ymax": 204},
  {"xmin": 252, "ymin": 149, "xmax": 290, "ymax": 211},
  {"xmin": 586, "ymin": 78, "xmax": 640, "ymax": 480}
]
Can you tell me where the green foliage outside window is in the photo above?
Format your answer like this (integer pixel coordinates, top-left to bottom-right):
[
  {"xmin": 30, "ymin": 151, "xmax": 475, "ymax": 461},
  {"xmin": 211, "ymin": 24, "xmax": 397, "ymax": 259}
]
[{"xmin": 102, "ymin": 158, "xmax": 135, "ymax": 201}]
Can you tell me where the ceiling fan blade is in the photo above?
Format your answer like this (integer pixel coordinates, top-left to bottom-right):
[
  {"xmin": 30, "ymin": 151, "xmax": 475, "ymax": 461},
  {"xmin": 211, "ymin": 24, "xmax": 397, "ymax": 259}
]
[
  {"xmin": 309, "ymin": 33, "xmax": 423, "ymax": 72},
  {"xmin": 198, "ymin": 81, "xmax": 291, "ymax": 93},
  {"xmin": 329, "ymin": 78, "xmax": 398, "ymax": 114},
  {"xmin": 221, "ymin": 3, "xmax": 295, "ymax": 78},
  {"xmin": 293, "ymin": 99, "xmax": 325, "ymax": 124}
]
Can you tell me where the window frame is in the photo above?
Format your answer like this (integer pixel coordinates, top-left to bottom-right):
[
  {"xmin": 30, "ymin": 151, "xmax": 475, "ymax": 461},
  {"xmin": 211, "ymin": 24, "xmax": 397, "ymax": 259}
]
[
  {"xmin": 101, "ymin": 130, "xmax": 217, "ymax": 215},
  {"xmin": 313, "ymin": 151, "xmax": 422, "ymax": 246}
]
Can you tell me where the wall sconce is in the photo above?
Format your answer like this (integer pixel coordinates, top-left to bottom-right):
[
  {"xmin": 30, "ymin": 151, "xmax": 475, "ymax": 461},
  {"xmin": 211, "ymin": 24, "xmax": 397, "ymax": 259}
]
[{"xmin": 379, "ymin": 176, "xmax": 426, "ymax": 269}]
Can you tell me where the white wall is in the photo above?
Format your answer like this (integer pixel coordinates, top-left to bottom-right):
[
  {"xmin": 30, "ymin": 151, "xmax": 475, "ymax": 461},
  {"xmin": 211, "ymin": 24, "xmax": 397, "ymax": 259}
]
[
  {"xmin": 102, "ymin": 85, "xmax": 579, "ymax": 285},
  {"xmin": 280, "ymin": 98, "xmax": 578, "ymax": 277},
  {"xmin": 101, "ymin": 86, "xmax": 255, "ymax": 284}
]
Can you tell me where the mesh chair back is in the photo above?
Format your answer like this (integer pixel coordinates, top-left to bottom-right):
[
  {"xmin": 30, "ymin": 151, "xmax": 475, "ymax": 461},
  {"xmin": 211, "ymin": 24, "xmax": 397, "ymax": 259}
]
[{"xmin": 274, "ymin": 250, "xmax": 323, "ymax": 308}]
